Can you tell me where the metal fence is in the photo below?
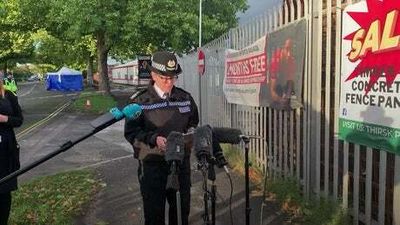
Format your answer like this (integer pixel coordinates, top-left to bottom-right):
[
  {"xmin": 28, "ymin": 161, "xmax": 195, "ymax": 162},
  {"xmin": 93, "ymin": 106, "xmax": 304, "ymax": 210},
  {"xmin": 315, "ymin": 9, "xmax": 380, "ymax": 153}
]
[{"xmin": 176, "ymin": 0, "xmax": 400, "ymax": 224}]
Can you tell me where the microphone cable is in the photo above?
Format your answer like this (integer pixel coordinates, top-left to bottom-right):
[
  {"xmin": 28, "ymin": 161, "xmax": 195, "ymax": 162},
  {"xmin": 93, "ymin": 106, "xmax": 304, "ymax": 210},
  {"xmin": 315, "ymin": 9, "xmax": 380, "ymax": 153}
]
[
  {"xmin": 259, "ymin": 147, "xmax": 270, "ymax": 225},
  {"xmin": 224, "ymin": 169, "xmax": 234, "ymax": 225}
]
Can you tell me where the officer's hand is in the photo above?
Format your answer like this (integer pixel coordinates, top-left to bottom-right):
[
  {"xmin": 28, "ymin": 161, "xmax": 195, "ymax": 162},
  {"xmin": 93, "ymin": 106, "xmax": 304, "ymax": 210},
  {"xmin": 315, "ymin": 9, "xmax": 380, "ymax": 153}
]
[
  {"xmin": 0, "ymin": 114, "xmax": 8, "ymax": 123},
  {"xmin": 156, "ymin": 136, "xmax": 167, "ymax": 152}
]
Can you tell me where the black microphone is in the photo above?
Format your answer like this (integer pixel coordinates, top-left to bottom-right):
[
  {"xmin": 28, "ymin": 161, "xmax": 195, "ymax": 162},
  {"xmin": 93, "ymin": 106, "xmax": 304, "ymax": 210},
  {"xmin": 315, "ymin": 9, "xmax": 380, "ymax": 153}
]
[
  {"xmin": 165, "ymin": 131, "xmax": 185, "ymax": 163},
  {"xmin": 212, "ymin": 127, "xmax": 243, "ymax": 144},
  {"xmin": 212, "ymin": 135, "xmax": 228, "ymax": 168},
  {"xmin": 193, "ymin": 125, "xmax": 213, "ymax": 161},
  {"xmin": 209, "ymin": 129, "xmax": 230, "ymax": 174},
  {"xmin": 90, "ymin": 104, "xmax": 142, "ymax": 132},
  {"xmin": 0, "ymin": 104, "xmax": 142, "ymax": 186},
  {"xmin": 165, "ymin": 131, "xmax": 185, "ymax": 191}
]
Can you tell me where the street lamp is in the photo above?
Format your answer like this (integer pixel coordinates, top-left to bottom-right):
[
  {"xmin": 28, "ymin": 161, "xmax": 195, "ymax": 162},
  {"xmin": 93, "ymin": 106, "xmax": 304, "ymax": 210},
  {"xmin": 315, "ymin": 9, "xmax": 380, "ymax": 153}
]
[
  {"xmin": 199, "ymin": 0, "xmax": 202, "ymax": 48},
  {"xmin": 198, "ymin": 0, "xmax": 203, "ymax": 125}
]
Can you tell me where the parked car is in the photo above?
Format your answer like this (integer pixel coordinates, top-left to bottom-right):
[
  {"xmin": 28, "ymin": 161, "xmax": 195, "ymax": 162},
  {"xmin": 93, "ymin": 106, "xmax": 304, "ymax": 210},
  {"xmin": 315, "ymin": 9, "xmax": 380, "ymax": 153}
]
[{"xmin": 27, "ymin": 75, "xmax": 40, "ymax": 81}]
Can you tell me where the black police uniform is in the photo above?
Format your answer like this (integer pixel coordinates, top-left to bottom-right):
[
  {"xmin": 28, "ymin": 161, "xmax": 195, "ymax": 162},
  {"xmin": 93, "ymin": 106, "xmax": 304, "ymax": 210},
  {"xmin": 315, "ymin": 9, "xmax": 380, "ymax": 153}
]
[
  {"xmin": 0, "ymin": 90, "xmax": 23, "ymax": 225},
  {"xmin": 124, "ymin": 84, "xmax": 199, "ymax": 225}
]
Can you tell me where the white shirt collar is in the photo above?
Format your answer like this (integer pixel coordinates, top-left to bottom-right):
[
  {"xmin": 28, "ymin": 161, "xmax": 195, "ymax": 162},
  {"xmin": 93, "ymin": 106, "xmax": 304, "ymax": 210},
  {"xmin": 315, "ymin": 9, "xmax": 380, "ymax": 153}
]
[{"xmin": 153, "ymin": 84, "xmax": 169, "ymax": 99}]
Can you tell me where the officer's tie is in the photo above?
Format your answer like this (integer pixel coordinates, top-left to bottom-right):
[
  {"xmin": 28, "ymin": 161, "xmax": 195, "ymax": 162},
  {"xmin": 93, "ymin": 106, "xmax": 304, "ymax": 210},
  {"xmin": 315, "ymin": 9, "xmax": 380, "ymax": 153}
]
[{"xmin": 163, "ymin": 93, "xmax": 170, "ymax": 101}]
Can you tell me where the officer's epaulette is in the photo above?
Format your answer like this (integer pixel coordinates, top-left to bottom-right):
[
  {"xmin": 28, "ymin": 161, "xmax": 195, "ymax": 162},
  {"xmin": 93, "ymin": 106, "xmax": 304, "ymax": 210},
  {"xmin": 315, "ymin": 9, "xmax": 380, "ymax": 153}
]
[{"xmin": 130, "ymin": 88, "xmax": 147, "ymax": 101}]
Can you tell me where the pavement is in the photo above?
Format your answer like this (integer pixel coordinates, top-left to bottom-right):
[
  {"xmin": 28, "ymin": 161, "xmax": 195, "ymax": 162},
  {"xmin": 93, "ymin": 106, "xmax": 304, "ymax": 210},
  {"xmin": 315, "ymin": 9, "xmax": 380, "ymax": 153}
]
[{"xmin": 18, "ymin": 87, "xmax": 289, "ymax": 225}]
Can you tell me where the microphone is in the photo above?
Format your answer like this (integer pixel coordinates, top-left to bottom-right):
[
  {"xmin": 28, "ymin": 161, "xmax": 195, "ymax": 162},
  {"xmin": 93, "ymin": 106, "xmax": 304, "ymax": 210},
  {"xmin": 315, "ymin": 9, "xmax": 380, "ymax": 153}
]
[
  {"xmin": 165, "ymin": 131, "xmax": 185, "ymax": 163},
  {"xmin": 193, "ymin": 125, "xmax": 213, "ymax": 162},
  {"xmin": 212, "ymin": 127, "xmax": 242, "ymax": 144},
  {"xmin": 0, "ymin": 104, "xmax": 142, "ymax": 186},
  {"xmin": 90, "ymin": 103, "xmax": 142, "ymax": 131},
  {"xmin": 212, "ymin": 136, "xmax": 228, "ymax": 168},
  {"xmin": 212, "ymin": 127, "xmax": 263, "ymax": 144},
  {"xmin": 166, "ymin": 131, "xmax": 185, "ymax": 191}
]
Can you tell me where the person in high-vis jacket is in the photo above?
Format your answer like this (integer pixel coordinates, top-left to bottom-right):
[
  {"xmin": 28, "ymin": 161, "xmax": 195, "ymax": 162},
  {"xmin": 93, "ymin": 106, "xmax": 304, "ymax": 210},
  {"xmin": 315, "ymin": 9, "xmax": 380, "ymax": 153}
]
[
  {"xmin": 0, "ymin": 75, "xmax": 23, "ymax": 225},
  {"xmin": 124, "ymin": 51, "xmax": 199, "ymax": 225},
  {"xmin": 3, "ymin": 74, "xmax": 18, "ymax": 96}
]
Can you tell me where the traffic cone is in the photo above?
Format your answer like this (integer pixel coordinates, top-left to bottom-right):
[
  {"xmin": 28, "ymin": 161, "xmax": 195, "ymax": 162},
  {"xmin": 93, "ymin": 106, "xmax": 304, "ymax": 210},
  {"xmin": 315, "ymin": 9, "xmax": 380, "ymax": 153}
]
[{"xmin": 85, "ymin": 99, "xmax": 92, "ymax": 109}]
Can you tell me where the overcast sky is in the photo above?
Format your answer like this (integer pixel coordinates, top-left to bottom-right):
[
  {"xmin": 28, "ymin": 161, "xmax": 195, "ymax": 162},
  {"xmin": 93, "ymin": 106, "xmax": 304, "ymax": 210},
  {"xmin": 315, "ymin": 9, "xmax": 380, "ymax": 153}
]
[{"xmin": 237, "ymin": 0, "xmax": 282, "ymax": 23}]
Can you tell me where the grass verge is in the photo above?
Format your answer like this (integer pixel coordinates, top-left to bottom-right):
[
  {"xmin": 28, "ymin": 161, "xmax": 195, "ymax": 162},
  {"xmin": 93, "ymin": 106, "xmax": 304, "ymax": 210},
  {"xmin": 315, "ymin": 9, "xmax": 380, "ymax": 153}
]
[
  {"xmin": 9, "ymin": 170, "xmax": 104, "ymax": 225},
  {"xmin": 72, "ymin": 91, "xmax": 117, "ymax": 114},
  {"xmin": 221, "ymin": 144, "xmax": 351, "ymax": 225}
]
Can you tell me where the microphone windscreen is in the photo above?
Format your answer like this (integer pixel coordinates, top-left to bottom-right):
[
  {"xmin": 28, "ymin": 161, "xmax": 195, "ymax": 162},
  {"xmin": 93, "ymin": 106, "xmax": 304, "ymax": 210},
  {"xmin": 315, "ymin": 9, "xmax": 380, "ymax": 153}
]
[
  {"xmin": 123, "ymin": 104, "xmax": 142, "ymax": 120},
  {"xmin": 193, "ymin": 125, "xmax": 213, "ymax": 159},
  {"xmin": 109, "ymin": 107, "xmax": 124, "ymax": 120},
  {"xmin": 212, "ymin": 127, "xmax": 242, "ymax": 144},
  {"xmin": 165, "ymin": 132, "xmax": 185, "ymax": 162}
]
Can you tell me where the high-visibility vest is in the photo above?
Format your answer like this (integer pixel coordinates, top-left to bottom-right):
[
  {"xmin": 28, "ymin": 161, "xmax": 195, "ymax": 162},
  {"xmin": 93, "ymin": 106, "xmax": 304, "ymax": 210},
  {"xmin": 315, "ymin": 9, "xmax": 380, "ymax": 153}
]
[{"xmin": 4, "ymin": 78, "xmax": 18, "ymax": 95}]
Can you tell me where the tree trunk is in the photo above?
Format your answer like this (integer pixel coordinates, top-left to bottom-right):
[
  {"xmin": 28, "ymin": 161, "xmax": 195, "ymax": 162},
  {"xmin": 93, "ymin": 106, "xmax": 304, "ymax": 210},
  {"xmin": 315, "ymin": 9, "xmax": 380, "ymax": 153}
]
[
  {"xmin": 96, "ymin": 31, "xmax": 110, "ymax": 95},
  {"xmin": 87, "ymin": 55, "xmax": 94, "ymax": 87},
  {"xmin": 3, "ymin": 61, "xmax": 8, "ymax": 75}
]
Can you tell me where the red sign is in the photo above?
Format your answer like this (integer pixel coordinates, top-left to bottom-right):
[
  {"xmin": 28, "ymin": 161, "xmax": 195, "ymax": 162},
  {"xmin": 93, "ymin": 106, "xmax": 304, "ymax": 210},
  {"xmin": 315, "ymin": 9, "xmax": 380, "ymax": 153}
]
[
  {"xmin": 198, "ymin": 49, "xmax": 205, "ymax": 76},
  {"xmin": 344, "ymin": 0, "xmax": 400, "ymax": 94}
]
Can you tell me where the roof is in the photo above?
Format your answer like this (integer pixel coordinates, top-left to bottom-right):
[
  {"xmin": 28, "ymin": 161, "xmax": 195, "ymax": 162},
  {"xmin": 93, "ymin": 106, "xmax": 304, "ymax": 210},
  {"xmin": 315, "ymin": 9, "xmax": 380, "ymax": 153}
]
[{"xmin": 47, "ymin": 66, "xmax": 82, "ymax": 76}]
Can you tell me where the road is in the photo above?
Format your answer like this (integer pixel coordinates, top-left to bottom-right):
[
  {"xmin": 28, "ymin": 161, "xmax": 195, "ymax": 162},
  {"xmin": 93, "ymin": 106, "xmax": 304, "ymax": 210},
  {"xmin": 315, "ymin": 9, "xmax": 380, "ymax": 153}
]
[{"xmin": 17, "ymin": 81, "xmax": 77, "ymax": 131}]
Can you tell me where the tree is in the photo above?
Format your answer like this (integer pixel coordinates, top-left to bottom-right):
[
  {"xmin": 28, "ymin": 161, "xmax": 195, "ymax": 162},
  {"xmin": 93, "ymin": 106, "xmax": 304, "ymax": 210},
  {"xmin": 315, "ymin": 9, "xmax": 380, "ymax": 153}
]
[
  {"xmin": 0, "ymin": 0, "xmax": 36, "ymax": 72},
  {"xmin": 17, "ymin": 0, "xmax": 248, "ymax": 93},
  {"xmin": 32, "ymin": 30, "xmax": 96, "ymax": 74},
  {"xmin": 122, "ymin": 0, "xmax": 248, "ymax": 54}
]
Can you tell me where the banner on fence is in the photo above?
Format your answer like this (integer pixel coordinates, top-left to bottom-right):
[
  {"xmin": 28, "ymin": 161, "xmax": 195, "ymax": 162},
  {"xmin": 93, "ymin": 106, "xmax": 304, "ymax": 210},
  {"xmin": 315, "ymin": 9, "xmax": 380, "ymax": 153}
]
[
  {"xmin": 260, "ymin": 19, "xmax": 306, "ymax": 109},
  {"xmin": 223, "ymin": 36, "xmax": 267, "ymax": 106},
  {"xmin": 223, "ymin": 19, "xmax": 306, "ymax": 109},
  {"xmin": 339, "ymin": 0, "xmax": 400, "ymax": 154},
  {"xmin": 137, "ymin": 55, "xmax": 152, "ymax": 79}
]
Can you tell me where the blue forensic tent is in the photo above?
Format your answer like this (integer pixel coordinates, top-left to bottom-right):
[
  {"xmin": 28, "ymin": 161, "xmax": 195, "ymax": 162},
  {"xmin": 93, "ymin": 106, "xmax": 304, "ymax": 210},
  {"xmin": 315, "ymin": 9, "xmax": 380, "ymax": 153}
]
[{"xmin": 46, "ymin": 67, "xmax": 83, "ymax": 91}]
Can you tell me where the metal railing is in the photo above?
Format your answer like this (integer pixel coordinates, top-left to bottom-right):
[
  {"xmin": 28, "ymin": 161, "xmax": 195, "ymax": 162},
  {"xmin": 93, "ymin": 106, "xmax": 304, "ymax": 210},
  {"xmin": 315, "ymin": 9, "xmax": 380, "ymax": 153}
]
[{"xmin": 177, "ymin": 0, "xmax": 399, "ymax": 224}]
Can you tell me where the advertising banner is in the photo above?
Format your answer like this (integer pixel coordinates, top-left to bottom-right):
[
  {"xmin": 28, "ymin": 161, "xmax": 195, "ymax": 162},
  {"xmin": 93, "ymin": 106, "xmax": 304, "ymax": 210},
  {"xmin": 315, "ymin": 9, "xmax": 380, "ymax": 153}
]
[
  {"xmin": 223, "ymin": 19, "xmax": 306, "ymax": 109},
  {"xmin": 137, "ymin": 55, "xmax": 152, "ymax": 79},
  {"xmin": 223, "ymin": 36, "xmax": 267, "ymax": 106},
  {"xmin": 339, "ymin": 0, "xmax": 400, "ymax": 154},
  {"xmin": 260, "ymin": 19, "xmax": 307, "ymax": 110}
]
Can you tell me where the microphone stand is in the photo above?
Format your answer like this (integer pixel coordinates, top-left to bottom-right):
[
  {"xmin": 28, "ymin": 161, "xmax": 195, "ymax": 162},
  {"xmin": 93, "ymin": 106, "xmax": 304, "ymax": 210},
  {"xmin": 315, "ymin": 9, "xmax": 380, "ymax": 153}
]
[
  {"xmin": 208, "ymin": 158, "xmax": 217, "ymax": 225},
  {"xmin": 166, "ymin": 161, "xmax": 182, "ymax": 225},
  {"xmin": 241, "ymin": 135, "xmax": 251, "ymax": 225},
  {"xmin": 0, "ymin": 112, "xmax": 123, "ymax": 186},
  {"xmin": 198, "ymin": 156, "xmax": 218, "ymax": 225},
  {"xmin": 198, "ymin": 157, "xmax": 211, "ymax": 225}
]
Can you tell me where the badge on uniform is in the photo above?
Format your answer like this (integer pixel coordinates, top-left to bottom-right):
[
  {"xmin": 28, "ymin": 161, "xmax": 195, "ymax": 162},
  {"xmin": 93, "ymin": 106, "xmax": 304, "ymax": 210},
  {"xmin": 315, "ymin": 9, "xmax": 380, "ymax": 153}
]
[{"xmin": 178, "ymin": 106, "xmax": 191, "ymax": 113}]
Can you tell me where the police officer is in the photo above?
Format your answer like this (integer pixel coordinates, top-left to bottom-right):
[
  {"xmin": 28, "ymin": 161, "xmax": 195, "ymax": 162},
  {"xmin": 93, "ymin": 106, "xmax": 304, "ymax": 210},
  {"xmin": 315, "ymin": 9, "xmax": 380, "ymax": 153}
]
[
  {"xmin": 124, "ymin": 51, "xmax": 199, "ymax": 225},
  {"xmin": 3, "ymin": 73, "xmax": 18, "ymax": 96},
  {"xmin": 0, "ymin": 74, "xmax": 23, "ymax": 225}
]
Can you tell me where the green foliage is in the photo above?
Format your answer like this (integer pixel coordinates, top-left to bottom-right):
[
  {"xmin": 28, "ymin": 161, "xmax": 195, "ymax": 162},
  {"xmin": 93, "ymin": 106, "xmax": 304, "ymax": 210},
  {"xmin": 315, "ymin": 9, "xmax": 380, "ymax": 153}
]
[
  {"xmin": 8, "ymin": 0, "xmax": 248, "ymax": 91},
  {"xmin": 9, "ymin": 170, "xmax": 103, "ymax": 225},
  {"xmin": 123, "ymin": 0, "xmax": 248, "ymax": 54},
  {"xmin": 222, "ymin": 145, "xmax": 351, "ymax": 225},
  {"xmin": 31, "ymin": 30, "xmax": 94, "ymax": 70},
  {"xmin": 73, "ymin": 91, "xmax": 117, "ymax": 114},
  {"xmin": 0, "ymin": 0, "xmax": 36, "ymax": 66},
  {"xmin": 12, "ymin": 65, "xmax": 34, "ymax": 80},
  {"xmin": 267, "ymin": 178, "xmax": 351, "ymax": 225},
  {"xmin": 221, "ymin": 144, "xmax": 264, "ymax": 183}
]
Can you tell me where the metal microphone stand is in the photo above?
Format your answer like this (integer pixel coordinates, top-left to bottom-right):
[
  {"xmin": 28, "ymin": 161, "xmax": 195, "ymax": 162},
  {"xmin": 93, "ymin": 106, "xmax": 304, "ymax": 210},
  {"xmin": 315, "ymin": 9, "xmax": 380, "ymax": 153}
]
[
  {"xmin": 241, "ymin": 135, "xmax": 251, "ymax": 225},
  {"xmin": 198, "ymin": 156, "xmax": 211, "ymax": 225},
  {"xmin": 208, "ymin": 157, "xmax": 217, "ymax": 225},
  {"xmin": 197, "ymin": 155, "xmax": 218, "ymax": 225},
  {"xmin": 165, "ymin": 131, "xmax": 186, "ymax": 225},
  {"xmin": 166, "ymin": 161, "xmax": 182, "ymax": 225}
]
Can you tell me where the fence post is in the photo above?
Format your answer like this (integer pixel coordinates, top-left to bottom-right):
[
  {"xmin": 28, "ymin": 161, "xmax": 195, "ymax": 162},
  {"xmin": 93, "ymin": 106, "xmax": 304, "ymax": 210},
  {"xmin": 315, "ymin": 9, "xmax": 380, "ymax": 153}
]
[
  {"xmin": 393, "ymin": 156, "xmax": 400, "ymax": 225},
  {"xmin": 309, "ymin": 0, "xmax": 322, "ymax": 198}
]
